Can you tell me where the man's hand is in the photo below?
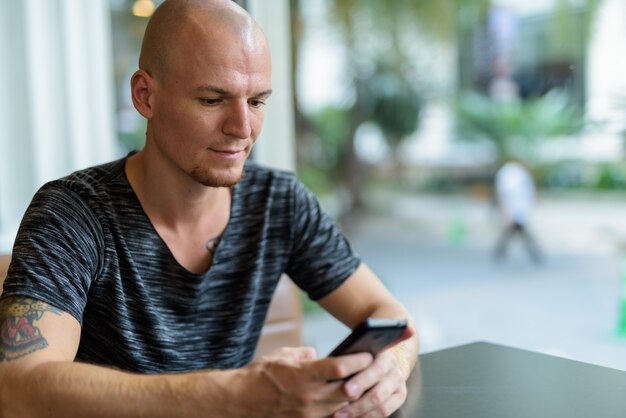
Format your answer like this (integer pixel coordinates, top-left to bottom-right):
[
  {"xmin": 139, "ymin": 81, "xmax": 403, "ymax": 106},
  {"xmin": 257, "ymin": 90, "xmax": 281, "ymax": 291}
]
[
  {"xmin": 314, "ymin": 264, "xmax": 420, "ymax": 417},
  {"xmin": 330, "ymin": 349, "xmax": 408, "ymax": 418},
  {"xmin": 328, "ymin": 326, "xmax": 416, "ymax": 418},
  {"xmin": 237, "ymin": 347, "xmax": 374, "ymax": 418}
]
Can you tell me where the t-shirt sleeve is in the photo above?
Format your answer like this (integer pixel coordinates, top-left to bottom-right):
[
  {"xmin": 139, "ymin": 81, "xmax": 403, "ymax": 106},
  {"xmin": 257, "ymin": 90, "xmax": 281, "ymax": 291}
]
[
  {"xmin": 285, "ymin": 178, "xmax": 361, "ymax": 300},
  {"xmin": 2, "ymin": 182, "xmax": 104, "ymax": 323}
]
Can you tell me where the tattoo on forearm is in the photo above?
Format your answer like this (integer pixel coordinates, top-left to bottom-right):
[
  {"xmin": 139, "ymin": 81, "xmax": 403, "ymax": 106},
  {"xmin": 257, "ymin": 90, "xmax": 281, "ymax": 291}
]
[{"xmin": 0, "ymin": 297, "xmax": 62, "ymax": 361}]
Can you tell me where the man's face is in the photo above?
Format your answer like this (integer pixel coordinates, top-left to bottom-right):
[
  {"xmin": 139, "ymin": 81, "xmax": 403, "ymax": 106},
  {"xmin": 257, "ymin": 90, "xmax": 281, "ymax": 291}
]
[{"xmin": 147, "ymin": 25, "xmax": 272, "ymax": 188}]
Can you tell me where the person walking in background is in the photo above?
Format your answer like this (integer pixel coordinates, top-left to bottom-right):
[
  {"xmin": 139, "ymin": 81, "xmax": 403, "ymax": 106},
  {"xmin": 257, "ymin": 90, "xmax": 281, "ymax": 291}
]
[{"xmin": 493, "ymin": 160, "xmax": 543, "ymax": 264}]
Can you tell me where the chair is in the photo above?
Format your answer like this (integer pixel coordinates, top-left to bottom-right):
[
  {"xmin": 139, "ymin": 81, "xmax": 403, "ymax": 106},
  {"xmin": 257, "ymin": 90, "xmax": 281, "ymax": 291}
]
[
  {"xmin": 255, "ymin": 275, "xmax": 303, "ymax": 357},
  {"xmin": 0, "ymin": 253, "xmax": 302, "ymax": 355},
  {"xmin": 0, "ymin": 253, "xmax": 10, "ymax": 293}
]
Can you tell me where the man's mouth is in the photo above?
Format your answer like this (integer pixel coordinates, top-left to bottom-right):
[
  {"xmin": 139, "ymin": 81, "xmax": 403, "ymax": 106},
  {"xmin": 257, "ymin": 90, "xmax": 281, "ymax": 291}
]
[{"xmin": 208, "ymin": 147, "xmax": 245, "ymax": 159}]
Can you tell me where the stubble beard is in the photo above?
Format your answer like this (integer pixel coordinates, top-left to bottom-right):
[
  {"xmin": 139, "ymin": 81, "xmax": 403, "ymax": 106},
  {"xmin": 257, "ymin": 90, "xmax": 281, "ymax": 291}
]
[
  {"xmin": 190, "ymin": 165, "xmax": 245, "ymax": 188},
  {"xmin": 184, "ymin": 142, "xmax": 254, "ymax": 187}
]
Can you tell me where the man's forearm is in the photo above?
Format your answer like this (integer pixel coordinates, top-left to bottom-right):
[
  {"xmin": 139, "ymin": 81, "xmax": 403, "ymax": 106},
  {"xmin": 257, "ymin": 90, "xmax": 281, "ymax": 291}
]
[{"xmin": 0, "ymin": 361, "xmax": 242, "ymax": 418}]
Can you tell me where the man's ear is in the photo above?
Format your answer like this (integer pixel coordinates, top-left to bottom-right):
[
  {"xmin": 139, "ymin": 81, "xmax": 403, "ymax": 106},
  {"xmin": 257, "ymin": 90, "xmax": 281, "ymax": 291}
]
[{"xmin": 130, "ymin": 69, "xmax": 155, "ymax": 119}]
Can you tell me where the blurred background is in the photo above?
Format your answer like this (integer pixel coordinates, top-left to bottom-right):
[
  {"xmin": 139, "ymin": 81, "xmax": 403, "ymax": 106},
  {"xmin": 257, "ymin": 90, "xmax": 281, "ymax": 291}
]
[{"xmin": 1, "ymin": 0, "xmax": 626, "ymax": 370}]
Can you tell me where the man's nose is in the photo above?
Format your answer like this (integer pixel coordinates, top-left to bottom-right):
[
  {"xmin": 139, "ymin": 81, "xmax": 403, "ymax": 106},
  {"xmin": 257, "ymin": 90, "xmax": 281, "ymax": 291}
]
[{"xmin": 222, "ymin": 101, "xmax": 252, "ymax": 139}]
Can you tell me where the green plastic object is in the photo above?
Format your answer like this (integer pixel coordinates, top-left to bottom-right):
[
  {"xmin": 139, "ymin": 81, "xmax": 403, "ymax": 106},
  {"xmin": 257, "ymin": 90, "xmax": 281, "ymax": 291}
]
[{"xmin": 447, "ymin": 214, "xmax": 467, "ymax": 246}]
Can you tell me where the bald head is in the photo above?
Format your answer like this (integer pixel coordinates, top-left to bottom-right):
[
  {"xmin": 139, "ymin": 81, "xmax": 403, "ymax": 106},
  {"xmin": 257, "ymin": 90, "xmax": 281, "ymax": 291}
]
[{"xmin": 139, "ymin": 0, "xmax": 267, "ymax": 81}]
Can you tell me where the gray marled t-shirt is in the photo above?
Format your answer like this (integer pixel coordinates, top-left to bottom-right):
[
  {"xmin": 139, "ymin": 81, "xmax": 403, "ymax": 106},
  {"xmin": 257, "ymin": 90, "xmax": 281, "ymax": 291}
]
[{"xmin": 3, "ymin": 156, "xmax": 360, "ymax": 373}]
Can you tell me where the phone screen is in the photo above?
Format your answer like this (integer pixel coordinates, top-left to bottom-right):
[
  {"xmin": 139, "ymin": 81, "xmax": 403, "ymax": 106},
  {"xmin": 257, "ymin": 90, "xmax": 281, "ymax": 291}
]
[{"xmin": 328, "ymin": 318, "xmax": 408, "ymax": 357}]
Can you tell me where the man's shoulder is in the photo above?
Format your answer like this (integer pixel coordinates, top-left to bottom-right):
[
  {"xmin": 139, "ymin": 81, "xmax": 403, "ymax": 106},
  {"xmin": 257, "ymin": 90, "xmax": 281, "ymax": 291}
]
[
  {"xmin": 37, "ymin": 156, "xmax": 128, "ymax": 202},
  {"xmin": 48, "ymin": 157, "xmax": 126, "ymax": 193},
  {"xmin": 65, "ymin": 156, "xmax": 127, "ymax": 184}
]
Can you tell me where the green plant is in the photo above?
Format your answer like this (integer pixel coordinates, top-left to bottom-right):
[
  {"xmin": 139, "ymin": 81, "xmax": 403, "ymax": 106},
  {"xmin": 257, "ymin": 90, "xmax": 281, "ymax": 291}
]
[
  {"xmin": 456, "ymin": 89, "xmax": 582, "ymax": 162},
  {"xmin": 365, "ymin": 62, "xmax": 422, "ymax": 152}
]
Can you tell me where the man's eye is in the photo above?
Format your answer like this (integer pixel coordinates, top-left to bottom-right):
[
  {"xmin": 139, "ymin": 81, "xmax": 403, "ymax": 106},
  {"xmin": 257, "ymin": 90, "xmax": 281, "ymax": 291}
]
[
  {"xmin": 200, "ymin": 98, "xmax": 220, "ymax": 106},
  {"xmin": 249, "ymin": 99, "xmax": 266, "ymax": 108}
]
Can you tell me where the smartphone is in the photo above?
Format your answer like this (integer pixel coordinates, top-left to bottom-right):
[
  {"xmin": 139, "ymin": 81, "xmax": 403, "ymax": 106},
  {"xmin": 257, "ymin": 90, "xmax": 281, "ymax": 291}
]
[{"xmin": 328, "ymin": 318, "xmax": 408, "ymax": 357}]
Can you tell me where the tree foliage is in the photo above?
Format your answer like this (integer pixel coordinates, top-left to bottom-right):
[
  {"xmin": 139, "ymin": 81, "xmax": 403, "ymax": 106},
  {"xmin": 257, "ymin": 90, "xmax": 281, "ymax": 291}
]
[
  {"xmin": 456, "ymin": 89, "xmax": 582, "ymax": 161},
  {"xmin": 292, "ymin": 0, "xmax": 605, "ymax": 209}
]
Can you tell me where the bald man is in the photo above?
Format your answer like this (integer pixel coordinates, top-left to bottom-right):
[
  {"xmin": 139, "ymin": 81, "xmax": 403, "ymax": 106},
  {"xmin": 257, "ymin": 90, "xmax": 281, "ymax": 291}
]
[{"xmin": 0, "ymin": 1, "xmax": 418, "ymax": 417}]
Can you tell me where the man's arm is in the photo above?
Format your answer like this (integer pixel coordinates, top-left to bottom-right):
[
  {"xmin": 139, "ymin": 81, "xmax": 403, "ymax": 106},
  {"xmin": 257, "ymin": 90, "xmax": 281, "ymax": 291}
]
[
  {"xmin": 0, "ymin": 296, "xmax": 373, "ymax": 418},
  {"xmin": 317, "ymin": 262, "xmax": 419, "ymax": 417},
  {"xmin": 0, "ymin": 296, "xmax": 196, "ymax": 418}
]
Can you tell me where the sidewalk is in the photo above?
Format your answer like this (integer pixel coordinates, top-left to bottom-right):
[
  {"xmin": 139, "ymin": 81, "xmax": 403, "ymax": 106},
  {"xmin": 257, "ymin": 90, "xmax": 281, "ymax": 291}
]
[{"xmin": 302, "ymin": 191, "xmax": 626, "ymax": 371}]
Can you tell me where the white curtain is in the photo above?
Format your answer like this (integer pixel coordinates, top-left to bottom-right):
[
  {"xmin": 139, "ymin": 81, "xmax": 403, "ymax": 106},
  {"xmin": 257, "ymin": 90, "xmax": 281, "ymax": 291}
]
[
  {"xmin": 0, "ymin": 0, "xmax": 118, "ymax": 251},
  {"xmin": 248, "ymin": 0, "xmax": 296, "ymax": 172}
]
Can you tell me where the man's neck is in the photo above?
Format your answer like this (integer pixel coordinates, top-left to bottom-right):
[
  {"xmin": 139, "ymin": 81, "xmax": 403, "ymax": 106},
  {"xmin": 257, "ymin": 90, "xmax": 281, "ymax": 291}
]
[
  {"xmin": 125, "ymin": 148, "xmax": 232, "ymax": 273},
  {"xmin": 124, "ymin": 149, "xmax": 229, "ymax": 229}
]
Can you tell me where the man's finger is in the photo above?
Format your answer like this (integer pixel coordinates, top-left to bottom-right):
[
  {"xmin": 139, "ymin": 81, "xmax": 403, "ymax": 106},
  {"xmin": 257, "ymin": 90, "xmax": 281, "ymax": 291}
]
[
  {"xmin": 309, "ymin": 353, "xmax": 373, "ymax": 382},
  {"xmin": 341, "ymin": 351, "xmax": 397, "ymax": 399},
  {"xmin": 334, "ymin": 385, "xmax": 406, "ymax": 418}
]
